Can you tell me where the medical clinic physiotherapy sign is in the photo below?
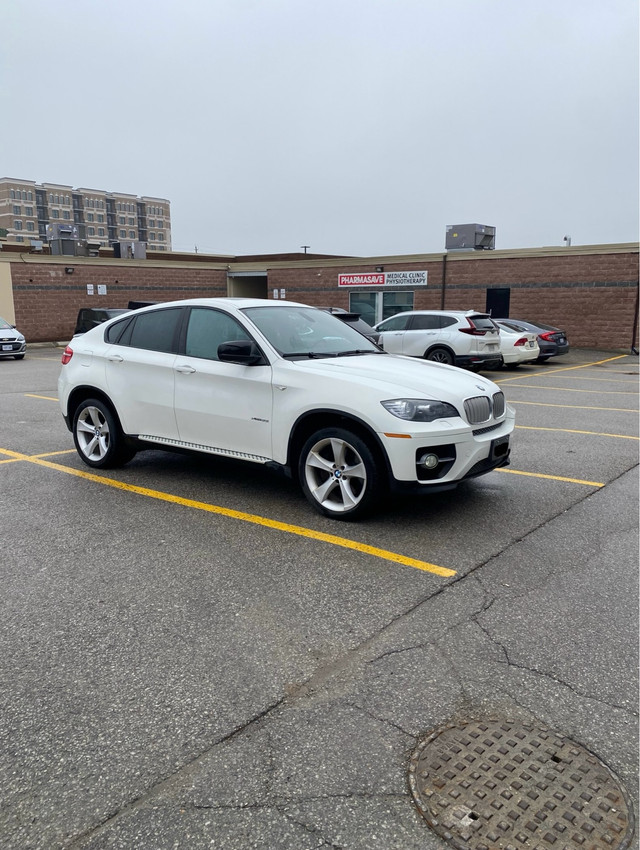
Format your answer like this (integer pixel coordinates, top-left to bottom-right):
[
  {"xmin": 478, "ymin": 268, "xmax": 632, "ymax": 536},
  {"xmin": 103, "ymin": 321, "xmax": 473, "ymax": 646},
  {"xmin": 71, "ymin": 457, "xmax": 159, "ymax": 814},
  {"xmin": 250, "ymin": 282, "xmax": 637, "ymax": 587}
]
[{"xmin": 338, "ymin": 271, "xmax": 428, "ymax": 287}]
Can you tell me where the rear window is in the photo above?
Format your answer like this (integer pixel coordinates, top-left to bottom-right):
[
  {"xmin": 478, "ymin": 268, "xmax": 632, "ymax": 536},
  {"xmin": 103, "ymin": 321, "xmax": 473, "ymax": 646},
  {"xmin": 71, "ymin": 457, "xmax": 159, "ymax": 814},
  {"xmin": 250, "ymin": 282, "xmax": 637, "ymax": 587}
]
[{"xmin": 469, "ymin": 316, "xmax": 498, "ymax": 331}]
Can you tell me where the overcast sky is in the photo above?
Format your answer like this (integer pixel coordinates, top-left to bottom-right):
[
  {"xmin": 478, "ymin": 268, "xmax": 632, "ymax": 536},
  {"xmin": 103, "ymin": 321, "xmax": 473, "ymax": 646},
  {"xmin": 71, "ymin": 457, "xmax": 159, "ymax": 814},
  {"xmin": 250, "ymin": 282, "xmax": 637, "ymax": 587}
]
[{"xmin": 2, "ymin": 0, "xmax": 638, "ymax": 256}]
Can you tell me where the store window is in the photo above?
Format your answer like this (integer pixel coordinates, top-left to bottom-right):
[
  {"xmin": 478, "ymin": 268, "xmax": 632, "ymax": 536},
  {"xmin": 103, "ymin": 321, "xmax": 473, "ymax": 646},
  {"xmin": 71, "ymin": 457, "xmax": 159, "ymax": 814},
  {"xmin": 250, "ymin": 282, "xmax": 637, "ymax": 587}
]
[{"xmin": 348, "ymin": 290, "xmax": 413, "ymax": 325}]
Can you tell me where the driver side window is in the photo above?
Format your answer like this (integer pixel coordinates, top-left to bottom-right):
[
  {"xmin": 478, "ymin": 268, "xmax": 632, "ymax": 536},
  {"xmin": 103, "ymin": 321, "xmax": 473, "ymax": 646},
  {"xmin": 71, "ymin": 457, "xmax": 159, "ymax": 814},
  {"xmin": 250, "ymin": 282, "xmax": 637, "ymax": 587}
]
[{"xmin": 185, "ymin": 308, "xmax": 251, "ymax": 361}]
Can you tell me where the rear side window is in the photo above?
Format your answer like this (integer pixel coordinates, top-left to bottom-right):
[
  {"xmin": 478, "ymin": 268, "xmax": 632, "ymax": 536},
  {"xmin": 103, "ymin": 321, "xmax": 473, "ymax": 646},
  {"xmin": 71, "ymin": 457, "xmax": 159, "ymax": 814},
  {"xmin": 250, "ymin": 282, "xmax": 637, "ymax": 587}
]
[
  {"xmin": 410, "ymin": 314, "xmax": 441, "ymax": 330},
  {"xmin": 105, "ymin": 316, "xmax": 134, "ymax": 343},
  {"xmin": 122, "ymin": 308, "xmax": 182, "ymax": 353},
  {"xmin": 439, "ymin": 316, "xmax": 457, "ymax": 328},
  {"xmin": 185, "ymin": 308, "xmax": 252, "ymax": 361}
]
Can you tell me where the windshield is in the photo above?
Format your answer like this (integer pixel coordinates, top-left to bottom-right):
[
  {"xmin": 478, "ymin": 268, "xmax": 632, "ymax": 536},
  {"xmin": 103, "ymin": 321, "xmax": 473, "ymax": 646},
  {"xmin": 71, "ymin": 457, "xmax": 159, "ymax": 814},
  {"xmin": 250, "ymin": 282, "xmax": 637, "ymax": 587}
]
[
  {"xmin": 0, "ymin": 317, "xmax": 12, "ymax": 330},
  {"xmin": 243, "ymin": 305, "xmax": 382, "ymax": 358}
]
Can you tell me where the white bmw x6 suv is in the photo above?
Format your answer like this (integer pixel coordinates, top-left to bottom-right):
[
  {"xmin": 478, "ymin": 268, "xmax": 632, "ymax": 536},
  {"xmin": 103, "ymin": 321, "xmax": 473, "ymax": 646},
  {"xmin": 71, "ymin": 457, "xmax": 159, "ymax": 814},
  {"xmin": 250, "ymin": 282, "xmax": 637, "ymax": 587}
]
[{"xmin": 58, "ymin": 299, "xmax": 515, "ymax": 520}]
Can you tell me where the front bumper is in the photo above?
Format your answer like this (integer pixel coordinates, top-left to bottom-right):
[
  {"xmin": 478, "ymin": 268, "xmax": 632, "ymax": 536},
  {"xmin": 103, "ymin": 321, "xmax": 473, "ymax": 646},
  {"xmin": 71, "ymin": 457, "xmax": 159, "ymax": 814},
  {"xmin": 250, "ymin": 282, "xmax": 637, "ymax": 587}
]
[
  {"xmin": 380, "ymin": 407, "xmax": 516, "ymax": 490},
  {"xmin": 0, "ymin": 341, "xmax": 26, "ymax": 357}
]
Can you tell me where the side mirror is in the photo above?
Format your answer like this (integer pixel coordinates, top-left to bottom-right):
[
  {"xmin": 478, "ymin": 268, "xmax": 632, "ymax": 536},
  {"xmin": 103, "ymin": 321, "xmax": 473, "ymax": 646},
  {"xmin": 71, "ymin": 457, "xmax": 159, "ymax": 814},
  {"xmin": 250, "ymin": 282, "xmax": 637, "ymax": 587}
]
[{"xmin": 217, "ymin": 339, "xmax": 265, "ymax": 366}]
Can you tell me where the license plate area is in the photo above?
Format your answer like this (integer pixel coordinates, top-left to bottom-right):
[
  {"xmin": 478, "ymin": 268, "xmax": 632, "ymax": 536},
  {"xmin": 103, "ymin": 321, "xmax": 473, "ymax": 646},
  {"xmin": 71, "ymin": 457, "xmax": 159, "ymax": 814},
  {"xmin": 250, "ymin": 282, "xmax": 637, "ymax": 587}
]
[
  {"xmin": 2, "ymin": 344, "xmax": 13, "ymax": 351},
  {"xmin": 491, "ymin": 435, "xmax": 510, "ymax": 460}
]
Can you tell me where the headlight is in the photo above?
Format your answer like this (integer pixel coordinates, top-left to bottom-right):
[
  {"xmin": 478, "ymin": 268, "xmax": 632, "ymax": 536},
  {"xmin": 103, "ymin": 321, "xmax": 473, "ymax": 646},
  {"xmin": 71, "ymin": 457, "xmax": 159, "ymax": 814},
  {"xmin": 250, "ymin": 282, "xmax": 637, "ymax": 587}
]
[
  {"xmin": 17, "ymin": 335, "xmax": 25, "ymax": 342},
  {"xmin": 381, "ymin": 398, "xmax": 460, "ymax": 422}
]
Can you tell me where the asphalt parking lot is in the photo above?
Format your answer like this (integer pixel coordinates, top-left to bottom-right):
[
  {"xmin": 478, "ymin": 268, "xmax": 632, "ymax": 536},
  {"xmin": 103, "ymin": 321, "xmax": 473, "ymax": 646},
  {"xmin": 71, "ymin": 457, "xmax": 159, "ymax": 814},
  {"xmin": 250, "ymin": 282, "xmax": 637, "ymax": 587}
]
[{"xmin": 1, "ymin": 346, "xmax": 638, "ymax": 850}]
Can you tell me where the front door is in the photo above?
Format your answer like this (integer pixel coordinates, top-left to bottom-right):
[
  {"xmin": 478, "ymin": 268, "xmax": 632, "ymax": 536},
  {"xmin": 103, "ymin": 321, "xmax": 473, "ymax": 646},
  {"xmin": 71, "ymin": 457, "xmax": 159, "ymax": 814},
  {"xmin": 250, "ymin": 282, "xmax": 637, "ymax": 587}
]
[{"xmin": 173, "ymin": 307, "xmax": 273, "ymax": 460}]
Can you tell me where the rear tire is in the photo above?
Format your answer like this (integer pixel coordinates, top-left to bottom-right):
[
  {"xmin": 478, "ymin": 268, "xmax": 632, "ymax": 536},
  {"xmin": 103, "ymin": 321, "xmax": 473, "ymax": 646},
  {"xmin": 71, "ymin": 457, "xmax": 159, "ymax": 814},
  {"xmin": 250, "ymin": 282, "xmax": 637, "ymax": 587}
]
[
  {"xmin": 73, "ymin": 398, "xmax": 136, "ymax": 468},
  {"xmin": 537, "ymin": 356, "xmax": 550, "ymax": 363},
  {"xmin": 425, "ymin": 347, "xmax": 454, "ymax": 366},
  {"xmin": 298, "ymin": 427, "xmax": 381, "ymax": 520}
]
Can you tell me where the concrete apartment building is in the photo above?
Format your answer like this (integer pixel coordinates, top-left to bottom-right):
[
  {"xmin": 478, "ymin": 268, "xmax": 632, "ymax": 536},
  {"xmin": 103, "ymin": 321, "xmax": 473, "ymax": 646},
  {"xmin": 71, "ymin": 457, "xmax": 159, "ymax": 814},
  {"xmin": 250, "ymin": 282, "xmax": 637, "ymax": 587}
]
[{"xmin": 0, "ymin": 177, "xmax": 171, "ymax": 252}]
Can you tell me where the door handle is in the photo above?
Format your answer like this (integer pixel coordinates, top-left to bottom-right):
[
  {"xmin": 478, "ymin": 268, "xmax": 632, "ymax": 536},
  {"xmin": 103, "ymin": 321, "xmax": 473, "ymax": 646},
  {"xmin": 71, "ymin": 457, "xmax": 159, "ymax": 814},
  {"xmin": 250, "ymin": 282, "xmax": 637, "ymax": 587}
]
[
  {"xmin": 107, "ymin": 354, "xmax": 123, "ymax": 362},
  {"xmin": 175, "ymin": 364, "xmax": 196, "ymax": 374}
]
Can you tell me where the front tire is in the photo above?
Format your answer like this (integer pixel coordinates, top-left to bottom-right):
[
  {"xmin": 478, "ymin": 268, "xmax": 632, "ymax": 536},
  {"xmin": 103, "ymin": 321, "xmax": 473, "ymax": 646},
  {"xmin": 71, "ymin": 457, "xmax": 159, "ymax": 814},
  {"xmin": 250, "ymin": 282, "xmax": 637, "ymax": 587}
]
[
  {"xmin": 298, "ymin": 427, "xmax": 381, "ymax": 520},
  {"xmin": 425, "ymin": 347, "xmax": 454, "ymax": 366},
  {"xmin": 73, "ymin": 398, "xmax": 136, "ymax": 468}
]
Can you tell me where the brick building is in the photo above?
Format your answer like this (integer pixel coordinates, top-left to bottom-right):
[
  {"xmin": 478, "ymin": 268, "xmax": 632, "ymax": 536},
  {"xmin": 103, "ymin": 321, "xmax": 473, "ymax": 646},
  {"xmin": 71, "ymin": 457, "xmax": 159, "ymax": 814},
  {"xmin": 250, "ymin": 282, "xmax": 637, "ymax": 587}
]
[
  {"xmin": 0, "ymin": 241, "xmax": 637, "ymax": 351},
  {"xmin": 0, "ymin": 177, "xmax": 171, "ymax": 252}
]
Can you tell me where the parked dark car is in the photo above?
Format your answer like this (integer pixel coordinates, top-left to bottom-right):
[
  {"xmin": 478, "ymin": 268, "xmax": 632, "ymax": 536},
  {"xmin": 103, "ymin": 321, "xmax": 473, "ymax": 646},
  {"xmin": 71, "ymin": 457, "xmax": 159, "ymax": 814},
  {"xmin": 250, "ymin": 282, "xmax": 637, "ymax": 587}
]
[
  {"xmin": 319, "ymin": 307, "xmax": 381, "ymax": 345},
  {"xmin": 493, "ymin": 319, "xmax": 569, "ymax": 362},
  {"xmin": 74, "ymin": 302, "xmax": 158, "ymax": 336},
  {"xmin": 74, "ymin": 308, "xmax": 130, "ymax": 336}
]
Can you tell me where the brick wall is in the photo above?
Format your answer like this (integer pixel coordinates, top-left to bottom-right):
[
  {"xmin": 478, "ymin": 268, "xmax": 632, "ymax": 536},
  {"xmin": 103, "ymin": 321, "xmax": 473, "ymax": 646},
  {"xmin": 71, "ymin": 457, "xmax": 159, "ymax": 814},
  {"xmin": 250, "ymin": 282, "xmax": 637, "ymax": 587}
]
[
  {"xmin": 10, "ymin": 262, "xmax": 228, "ymax": 342},
  {"xmin": 7, "ymin": 246, "xmax": 639, "ymax": 350}
]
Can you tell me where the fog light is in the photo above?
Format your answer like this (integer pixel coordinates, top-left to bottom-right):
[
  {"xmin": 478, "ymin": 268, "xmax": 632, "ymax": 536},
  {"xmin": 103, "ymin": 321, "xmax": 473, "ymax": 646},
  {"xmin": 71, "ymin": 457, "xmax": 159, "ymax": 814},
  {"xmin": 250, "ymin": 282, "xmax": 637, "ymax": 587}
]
[{"xmin": 419, "ymin": 452, "xmax": 439, "ymax": 469}]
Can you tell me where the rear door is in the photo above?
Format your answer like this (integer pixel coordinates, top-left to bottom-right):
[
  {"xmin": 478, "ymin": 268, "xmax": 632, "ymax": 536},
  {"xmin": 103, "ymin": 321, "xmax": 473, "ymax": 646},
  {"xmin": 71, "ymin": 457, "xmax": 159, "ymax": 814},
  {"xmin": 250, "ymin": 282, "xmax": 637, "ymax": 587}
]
[
  {"xmin": 104, "ymin": 307, "xmax": 183, "ymax": 440},
  {"xmin": 402, "ymin": 314, "xmax": 442, "ymax": 356}
]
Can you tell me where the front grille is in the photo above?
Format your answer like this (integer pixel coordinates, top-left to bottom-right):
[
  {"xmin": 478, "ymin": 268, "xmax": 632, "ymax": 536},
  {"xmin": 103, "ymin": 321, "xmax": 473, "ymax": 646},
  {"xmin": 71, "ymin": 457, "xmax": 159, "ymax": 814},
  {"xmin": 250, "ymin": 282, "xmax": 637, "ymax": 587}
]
[
  {"xmin": 492, "ymin": 391, "xmax": 505, "ymax": 417},
  {"xmin": 464, "ymin": 395, "xmax": 491, "ymax": 424},
  {"xmin": 464, "ymin": 392, "xmax": 506, "ymax": 425}
]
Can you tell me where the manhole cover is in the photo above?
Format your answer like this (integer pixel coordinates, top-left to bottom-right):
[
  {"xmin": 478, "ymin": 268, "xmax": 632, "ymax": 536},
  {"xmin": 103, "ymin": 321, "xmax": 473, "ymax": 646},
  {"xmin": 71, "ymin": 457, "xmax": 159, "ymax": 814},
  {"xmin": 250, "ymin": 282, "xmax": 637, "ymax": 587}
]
[{"xmin": 409, "ymin": 720, "xmax": 634, "ymax": 850}]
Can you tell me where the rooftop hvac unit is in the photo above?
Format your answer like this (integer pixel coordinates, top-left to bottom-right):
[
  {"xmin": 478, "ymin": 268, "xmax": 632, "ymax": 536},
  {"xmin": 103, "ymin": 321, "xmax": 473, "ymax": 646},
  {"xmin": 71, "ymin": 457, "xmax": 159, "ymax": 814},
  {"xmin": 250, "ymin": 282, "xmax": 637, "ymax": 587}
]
[
  {"xmin": 112, "ymin": 240, "xmax": 147, "ymax": 259},
  {"xmin": 445, "ymin": 224, "xmax": 496, "ymax": 251},
  {"xmin": 46, "ymin": 223, "xmax": 79, "ymax": 241}
]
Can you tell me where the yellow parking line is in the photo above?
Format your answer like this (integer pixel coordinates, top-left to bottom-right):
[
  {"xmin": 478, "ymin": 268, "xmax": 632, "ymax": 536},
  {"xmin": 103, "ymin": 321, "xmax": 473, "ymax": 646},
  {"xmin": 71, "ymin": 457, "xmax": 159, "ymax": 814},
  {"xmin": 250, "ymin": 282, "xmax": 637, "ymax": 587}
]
[
  {"xmin": 511, "ymin": 401, "xmax": 637, "ymax": 412},
  {"xmin": 503, "ymin": 384, "xmax": 637, "ymax": 395},
  {"xmin": 25, "ymin": 393, "xmax": 59, "ymax": 401},
  {"xmin": 0, "ymin": 447, "xmax": 455, "ymax": 578},
  {"xmin": 496, "ymin": 468, "xmax": 604, "ymax": 487},
  {"xmin": 496, "ymin": 354, "xmax": 630, "ymax": 383},
  {"xmin": 515, "ymin": 425, "xmax": 639, "ymax": 440}
]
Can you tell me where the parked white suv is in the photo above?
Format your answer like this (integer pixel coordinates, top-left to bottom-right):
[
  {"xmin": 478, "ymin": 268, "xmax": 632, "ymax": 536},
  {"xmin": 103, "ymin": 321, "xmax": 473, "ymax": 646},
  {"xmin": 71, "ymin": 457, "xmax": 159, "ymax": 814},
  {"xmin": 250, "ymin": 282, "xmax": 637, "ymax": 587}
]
[
  {"xmin": 58, "ymin": 299, "xmax": 515, "ymax": 520},
  {"xmin": 375, "ymin": 310, "xmax": 502, "ymax": 370}
]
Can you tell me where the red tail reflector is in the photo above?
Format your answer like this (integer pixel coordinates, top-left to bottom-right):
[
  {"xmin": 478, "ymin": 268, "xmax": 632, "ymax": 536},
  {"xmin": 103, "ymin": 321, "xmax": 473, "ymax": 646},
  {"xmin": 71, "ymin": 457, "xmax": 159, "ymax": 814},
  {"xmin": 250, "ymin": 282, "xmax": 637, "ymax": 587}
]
[
  {"xmin": 61, "ymin": 345, "xmax": 74, "ymax": 365},
  {"xmin": 514, "ymin": 337, "xmax": 527, "ymax": 347},
  {"xmin": 458, "ymin": 327, "xmax": 486, "ymax": 336}
]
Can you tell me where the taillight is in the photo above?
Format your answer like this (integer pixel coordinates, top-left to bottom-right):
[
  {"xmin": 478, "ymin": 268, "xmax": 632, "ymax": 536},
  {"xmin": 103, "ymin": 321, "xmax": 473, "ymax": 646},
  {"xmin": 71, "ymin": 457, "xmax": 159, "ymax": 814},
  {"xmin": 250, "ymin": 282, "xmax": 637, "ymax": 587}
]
[
  {"xmin": 458, "ymin": 319, "xmax": 486, "ymax": 336},
  {"xmin": 514, "ymin": 337, "xmax": 527, "ymax": 347},
  {"xmin": 61, "ymin": 345, "xmax": 74, "ymax": 365},
  {"xmin": 538, "ymin": 331, "xmax": 557, "ymax": 341}
]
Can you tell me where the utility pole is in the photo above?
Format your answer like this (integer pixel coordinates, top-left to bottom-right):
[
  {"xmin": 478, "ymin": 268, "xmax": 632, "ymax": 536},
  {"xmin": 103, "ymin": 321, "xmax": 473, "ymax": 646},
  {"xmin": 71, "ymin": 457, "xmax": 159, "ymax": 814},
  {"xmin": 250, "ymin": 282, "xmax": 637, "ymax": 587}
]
[{"xmin": 301, "ymin": 245, "xmax": 310, "ymax": 254}]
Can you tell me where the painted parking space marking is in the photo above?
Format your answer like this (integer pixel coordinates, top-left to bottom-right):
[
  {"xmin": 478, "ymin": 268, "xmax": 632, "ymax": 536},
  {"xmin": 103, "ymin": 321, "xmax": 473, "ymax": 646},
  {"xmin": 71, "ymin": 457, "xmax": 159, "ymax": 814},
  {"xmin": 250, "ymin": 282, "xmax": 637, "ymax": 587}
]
[
  {"xmin": 496, "ymin": 468, "xmax": 604, "ymax": 487},
  {"xmin": 24, "ymin": 393, "xmax": 59, "ymax": 401},
  {"xmin": 0, "ymin": 447, "xmax": 455, "ymax": 578},
  {"xmin": 515, "ymin": 425, "xmax": 639, "ymax": 440},
  {"xmin": 502, "ymin": 384, "xmax": 638, "ymax": 395},
  {"xmin": 495, "ymin": 354, "xmax": 631, "ymax": 383},
  {"xmin": 510, "ymin": 401, "xmax": 637, "ymax": 412}
]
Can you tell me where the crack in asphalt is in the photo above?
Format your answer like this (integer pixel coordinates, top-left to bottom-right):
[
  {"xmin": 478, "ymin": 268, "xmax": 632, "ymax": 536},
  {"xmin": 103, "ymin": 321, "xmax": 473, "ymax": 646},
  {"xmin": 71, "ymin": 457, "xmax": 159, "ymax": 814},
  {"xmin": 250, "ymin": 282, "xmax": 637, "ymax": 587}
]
[
  {"xmin": 471, "ymin": 616, "xmax": 638, "ymax": 716},
  {"xmin": 65, "ymin": 464, "xmax": 638, "ymax": 847}
]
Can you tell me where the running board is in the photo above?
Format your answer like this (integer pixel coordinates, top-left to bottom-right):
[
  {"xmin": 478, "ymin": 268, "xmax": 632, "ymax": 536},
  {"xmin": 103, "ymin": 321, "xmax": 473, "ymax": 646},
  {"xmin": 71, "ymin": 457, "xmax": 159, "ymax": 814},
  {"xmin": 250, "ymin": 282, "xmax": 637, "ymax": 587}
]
[{"xmin": 137, "ymin": 435, "xmax": 271, "ymax": 464}]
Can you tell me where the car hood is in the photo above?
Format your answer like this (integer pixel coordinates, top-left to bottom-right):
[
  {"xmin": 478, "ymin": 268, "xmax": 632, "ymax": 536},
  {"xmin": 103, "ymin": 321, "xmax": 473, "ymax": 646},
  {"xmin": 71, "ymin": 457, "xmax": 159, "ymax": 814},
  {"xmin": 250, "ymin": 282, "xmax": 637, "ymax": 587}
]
[
  {"xmin": 0, "ymin": 327, "xmax": 22, "ymax": 341},
  {"xmin": 282, "ymin": 353, "xmax": 500, "ymax": 400}
]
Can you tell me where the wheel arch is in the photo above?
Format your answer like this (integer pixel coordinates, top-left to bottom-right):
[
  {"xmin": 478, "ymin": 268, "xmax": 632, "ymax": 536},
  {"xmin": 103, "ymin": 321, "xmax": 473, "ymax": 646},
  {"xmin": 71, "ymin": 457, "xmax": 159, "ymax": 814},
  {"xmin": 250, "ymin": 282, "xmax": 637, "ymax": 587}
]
[
  {"xmin": 287, "ymin": 410, "xmax": 392, "ymax": 482},
  {"xmin": 424, "ymin": 343, "xmax": 456, "ymax": 361},
  {"xmin": 66, "ymin": 386, "xmax": 127, "ymax": 435}
]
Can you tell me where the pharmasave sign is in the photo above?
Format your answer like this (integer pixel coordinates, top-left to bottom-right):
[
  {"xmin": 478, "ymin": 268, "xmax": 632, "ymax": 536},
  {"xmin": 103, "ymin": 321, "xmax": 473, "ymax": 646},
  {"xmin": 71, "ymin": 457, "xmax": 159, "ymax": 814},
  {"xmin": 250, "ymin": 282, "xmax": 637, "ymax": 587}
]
[{"xmin": 338, "ymin": 271, "xmax": 427, "ymax": 287}]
